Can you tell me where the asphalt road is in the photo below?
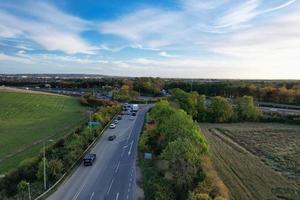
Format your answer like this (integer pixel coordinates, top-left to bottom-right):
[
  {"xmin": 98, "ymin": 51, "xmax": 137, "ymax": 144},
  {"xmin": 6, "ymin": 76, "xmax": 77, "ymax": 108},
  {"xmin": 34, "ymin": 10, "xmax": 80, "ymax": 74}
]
[
  {"xmin": 259, "ymin": 106, "xmax": 300, "ymax": 116},
  {"xmin": 48, "ymin": 105, "xmax": 149, "ymax": 200}
]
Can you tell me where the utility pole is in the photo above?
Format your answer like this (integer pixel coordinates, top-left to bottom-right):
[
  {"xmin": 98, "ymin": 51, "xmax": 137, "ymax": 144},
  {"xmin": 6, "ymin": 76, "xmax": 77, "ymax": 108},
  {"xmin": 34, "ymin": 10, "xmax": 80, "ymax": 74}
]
[
  {"xmin": 43, "ymin": 141, "xmax": 46, "ymax": 190},
  {"xmin": 89, "ymin": 111, "xmax": 92, "ymax": 135}
]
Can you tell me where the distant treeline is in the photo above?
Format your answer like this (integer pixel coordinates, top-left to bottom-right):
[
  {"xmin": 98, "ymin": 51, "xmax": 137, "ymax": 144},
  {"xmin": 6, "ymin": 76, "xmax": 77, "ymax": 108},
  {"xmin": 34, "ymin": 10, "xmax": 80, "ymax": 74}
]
[
  {"xmin": 166, "ymin": 80, "xmax": 300, "ymax": 105},
  {"xmin": 2, "ymin": 77, "xmax": 300, "ymax": 105}
]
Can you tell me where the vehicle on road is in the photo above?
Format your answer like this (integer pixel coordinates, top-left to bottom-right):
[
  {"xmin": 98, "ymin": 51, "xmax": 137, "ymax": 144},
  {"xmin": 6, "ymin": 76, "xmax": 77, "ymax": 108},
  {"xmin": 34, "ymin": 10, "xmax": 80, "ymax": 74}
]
[
  {"xmin": 108, "ymin": 135, "xmax": 116, "ymax": 141},
  {"xmin": 117, "ymin": 115, "xmax": 122, "ymax": 120},
  {"xmin": 129, "ymin": 116, "xmax": 135, "ymax": 120},
  {"xmin": 132, "ymin": 112, "xmax": 136, "ymax": 116},
  {"xmin": 109, "ymin": 124, "xmax": 116, "ymax": 129},
  {"xmin": 83, "ymin": 153, "xmax": 96, "ymax": 166},
  {"xmin": 114, "ymin": 120, "xmax": 118, "ymax": 124},
  {"xmin": 120, "ymin": 111, "xmax": 125, "ymax": 115},
  {"xmin": 132, "ymin": 104, "xmax": 139, "ymax": 112}
]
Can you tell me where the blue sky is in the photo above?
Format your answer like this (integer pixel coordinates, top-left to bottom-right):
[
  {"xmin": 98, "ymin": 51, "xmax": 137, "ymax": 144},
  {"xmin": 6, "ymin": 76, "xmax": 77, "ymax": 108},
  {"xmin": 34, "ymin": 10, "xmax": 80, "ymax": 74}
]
[{"xmin": 0, "ymin": 0, "xmax": 299, "ymax": 79}]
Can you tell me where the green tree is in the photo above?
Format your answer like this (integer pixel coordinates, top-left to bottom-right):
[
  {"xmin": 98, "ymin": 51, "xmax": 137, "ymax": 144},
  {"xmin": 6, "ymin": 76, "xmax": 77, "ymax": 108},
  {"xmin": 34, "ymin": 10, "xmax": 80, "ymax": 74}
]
[
  {"xmin": 36, "ymin": 159, "xmax": 48, "ymax": 181},
  {"xmin": 209, "ymin": 96, "xmax": 233, "ymax": 122},
  {"xmin": 237, "ymin": 96, "xmax": 261, "ymax": 121},
  {"xmin": 17, "ymin": 180, "xmax": 27, "ymax": 200},
  {"xmin": 48, "ymin": 159, "xmax": 64, "ymax": 182},
  {"xmin": 161, "ymin": 139, "xmax": 202, "ymax": 193},
  {"xmin": 150, "ymin": 100, "xmax": 175, "ymax": 124},
  {"xmin": 157, "ymin": 110, "xmax": 207, "ymax": 152},
  {"xmin": 170, "ymin": 88, "xmax": 198, "ymax": 117},
  {"xmin": 196, "ymin": 95, "xmax": 207, "ymax": 121}
]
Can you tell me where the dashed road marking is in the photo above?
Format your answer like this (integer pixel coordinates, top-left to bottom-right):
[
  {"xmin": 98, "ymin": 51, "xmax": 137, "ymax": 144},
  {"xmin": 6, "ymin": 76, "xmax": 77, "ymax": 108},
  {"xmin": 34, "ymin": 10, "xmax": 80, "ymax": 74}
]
[
  {"xmin": 89, "ymin": 192, "xmax": 94, "ymax": 200},
  {"xmin": 107, "ymin": 178, "xmax": 114, "ymax": 195}
]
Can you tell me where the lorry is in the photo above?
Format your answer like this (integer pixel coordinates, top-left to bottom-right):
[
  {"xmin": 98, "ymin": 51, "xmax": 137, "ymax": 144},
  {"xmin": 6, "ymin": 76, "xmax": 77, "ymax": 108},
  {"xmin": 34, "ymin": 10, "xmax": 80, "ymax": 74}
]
[
  {"xmin": 132, "ymin": 104, "xmax": 139, "ymax": 112},
  {"xmin": 83, "ymin": 153, "xmax": 96, "ymax": 166}
]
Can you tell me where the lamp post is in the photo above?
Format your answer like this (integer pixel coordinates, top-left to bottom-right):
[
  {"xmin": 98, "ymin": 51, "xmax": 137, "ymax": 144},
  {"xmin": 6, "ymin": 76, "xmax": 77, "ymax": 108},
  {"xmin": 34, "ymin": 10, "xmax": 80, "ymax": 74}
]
[
  {"xmin": 43, "ymin": 139, "xmax": 54, "ymax": 190},
  {"xmin": 27, "ymin": 182, "xmax": 31, "ymax": 200}
]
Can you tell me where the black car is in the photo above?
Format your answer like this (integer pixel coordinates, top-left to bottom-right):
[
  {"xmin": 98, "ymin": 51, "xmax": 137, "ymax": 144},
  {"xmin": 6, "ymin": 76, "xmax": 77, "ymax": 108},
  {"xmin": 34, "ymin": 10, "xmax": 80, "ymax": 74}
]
[
  {"xmin": 108, "ymin": 135, "xmax": 116, "ymax": 141},
  {"xmin": 117, "ymin": 115, "xmax": 122, "ymax": 120},
  {"xmin": 132, "ymin": 112, "xmax": 136, "ymax": 116},
  {"xmin": 83, "ymin": 153, "xmax": 96, "ymax": 166}
]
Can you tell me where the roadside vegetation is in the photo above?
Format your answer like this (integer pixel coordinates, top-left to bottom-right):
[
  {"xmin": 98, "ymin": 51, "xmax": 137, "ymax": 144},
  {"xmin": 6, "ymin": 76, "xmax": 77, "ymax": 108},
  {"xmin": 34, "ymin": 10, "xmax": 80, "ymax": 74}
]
[
  {"xmin": 0, "ymin": 91, "xmax": 86, "ymax": 174},
  {"xmin": 0, "ymin": 91, "xmax": 121, "ymax": 199},
  {"xmin": 138, "ymin": 101, "xmax": 228, "ymax": 200},
  {"xmin": 169, "ymin": 88, "xmax": 261, "ymax": 123},
  {"xmin": 112, "ymin": 84, "xmax": 140, "ymax": 102}
]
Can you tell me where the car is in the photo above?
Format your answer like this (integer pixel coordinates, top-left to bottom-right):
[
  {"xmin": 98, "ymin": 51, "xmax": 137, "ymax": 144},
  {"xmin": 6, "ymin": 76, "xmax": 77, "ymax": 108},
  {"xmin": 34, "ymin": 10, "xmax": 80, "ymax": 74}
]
[
  {"xmin": 117, "ymin": 115, "xmax": 122, "ymax": 120},
  {"xmin": 108, "ymin": 135, "xmax": 116, "ymax": 141},
  {"xmin": 126, "ymin": 111, "xmax": 131, "ymax": 115},
  {"xmin": 120, "ymin": 111, "xmax": 125, "ymax": 115},
  {"xmin": 114, "ymin": 120, "xmax": 118, "ymax": 124},
  {"xmin": 132, "ymin": 112, "xmax": 136, "ymax": 116},
  {"xmin": 132, "ymin": 104, "xmax": 139, "ymax": 112},
  {"xmin": 109, "ymin": 124, "xmax": 116, "ymax": 129},
  {"xmin": 129, "ymin": 116, "xmax": 135, "ymax": 120},
  {"xmin": 83, "ymin": 153, "xmax": 96, "ymax": 166}
]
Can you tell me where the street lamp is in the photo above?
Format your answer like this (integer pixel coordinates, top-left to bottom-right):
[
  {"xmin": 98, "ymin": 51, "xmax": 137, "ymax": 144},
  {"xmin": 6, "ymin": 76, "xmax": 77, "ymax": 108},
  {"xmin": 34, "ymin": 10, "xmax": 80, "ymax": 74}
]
[
  {"xmin": 43, "ymin": 139, "xmax": 54, "ymax": 190},
  {"xmin": 27, "ymin": 182, "xmax": 31, "ymax": 200}
]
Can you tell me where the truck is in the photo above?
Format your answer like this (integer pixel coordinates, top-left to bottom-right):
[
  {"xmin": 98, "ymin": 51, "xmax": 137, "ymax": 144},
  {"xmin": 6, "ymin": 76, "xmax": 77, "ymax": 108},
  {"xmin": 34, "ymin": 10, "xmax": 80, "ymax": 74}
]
[
  {"xmin": 83, "ymin": 153, "xmax": 96, "ymax": 166},
  {"xmin": 132, "ymin": 104, "xmax": 139, "ymax": 112}
]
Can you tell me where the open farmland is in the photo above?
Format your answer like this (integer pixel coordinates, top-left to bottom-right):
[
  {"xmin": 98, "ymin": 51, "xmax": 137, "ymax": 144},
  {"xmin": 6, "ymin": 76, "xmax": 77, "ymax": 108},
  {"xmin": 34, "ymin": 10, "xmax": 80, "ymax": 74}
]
[
  {"xmin": 201, "ymin": 123, "xmax": 300, "ymax": 200},
  {"xmin": 0, "ymin": 90, "xmax": 86, "ymax": 174}
]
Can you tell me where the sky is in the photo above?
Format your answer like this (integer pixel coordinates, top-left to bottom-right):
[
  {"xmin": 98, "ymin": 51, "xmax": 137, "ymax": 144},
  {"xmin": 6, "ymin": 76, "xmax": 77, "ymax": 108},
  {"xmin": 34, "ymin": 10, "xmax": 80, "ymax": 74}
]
[{"xmin": 0, "ymin": 0, "xmax": 299, "ymax": 79}]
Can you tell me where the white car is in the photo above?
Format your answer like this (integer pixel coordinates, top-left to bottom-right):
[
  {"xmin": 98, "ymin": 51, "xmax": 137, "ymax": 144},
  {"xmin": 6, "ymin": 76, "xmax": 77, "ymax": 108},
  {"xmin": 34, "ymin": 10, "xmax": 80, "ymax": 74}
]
[
  {"xmin": 129, "ymin": 116, "xmax": 135, "ymax": 120},
  {"xmin": 109, "ymin": 124, "xmax": 116, "ymax": 129},
  {"xmin": 114, "ymin": 120, "xmax": 118, "ymax": 124}
]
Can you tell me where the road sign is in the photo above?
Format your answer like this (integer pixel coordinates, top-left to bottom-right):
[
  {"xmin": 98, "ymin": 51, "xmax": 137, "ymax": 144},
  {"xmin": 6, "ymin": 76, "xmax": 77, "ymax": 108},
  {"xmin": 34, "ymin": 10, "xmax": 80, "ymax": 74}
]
[{"xmin": 88, "ymin": 121, "xmax": 101, "ymax": 128}]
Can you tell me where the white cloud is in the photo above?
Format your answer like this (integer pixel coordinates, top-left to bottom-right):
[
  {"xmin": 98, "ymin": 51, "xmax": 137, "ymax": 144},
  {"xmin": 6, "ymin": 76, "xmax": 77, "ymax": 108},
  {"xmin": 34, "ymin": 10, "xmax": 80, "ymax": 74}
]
[
  {"xmin": 216, "ymin": 0, "xmax": 259, "ymax": 28},
  {"xmin": 0, "ymin": 2, "xmax": 95, "ymax": 54},
  {"xmin": 0, "ymin": 53, "xmax": 33, "ymax": 64},
  {"xmin": 216, "ymin": 0, "xmax": 297, "ymax": 28},
  {"xmin": 159, "ymin": 51, "xmax": 177, "ymax": 58}
]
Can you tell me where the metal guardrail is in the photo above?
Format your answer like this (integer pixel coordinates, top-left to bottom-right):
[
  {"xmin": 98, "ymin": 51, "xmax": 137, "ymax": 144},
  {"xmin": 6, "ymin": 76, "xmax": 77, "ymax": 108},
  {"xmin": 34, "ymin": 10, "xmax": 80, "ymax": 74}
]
[{"xmin": 34, "ymin": 113, "xmax": 119, "ymax": 200}]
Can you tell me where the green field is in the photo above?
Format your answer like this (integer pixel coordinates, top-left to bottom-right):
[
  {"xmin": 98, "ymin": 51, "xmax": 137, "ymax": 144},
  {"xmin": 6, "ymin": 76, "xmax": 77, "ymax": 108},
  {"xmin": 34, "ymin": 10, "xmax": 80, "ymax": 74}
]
[{"xmin": 0, "ymin": 91, "xmax": 86, "ymax": 173}]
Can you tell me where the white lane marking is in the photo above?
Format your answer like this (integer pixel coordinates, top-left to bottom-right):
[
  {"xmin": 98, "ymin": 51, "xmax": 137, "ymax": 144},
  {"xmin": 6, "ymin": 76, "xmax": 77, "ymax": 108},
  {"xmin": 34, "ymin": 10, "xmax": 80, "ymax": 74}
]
[
  {"xmin": 89, "ymin": 192, "xmax": 94, "ymax": 200},
  {"xmin": 115, "ymin": 161, "xmax": 120, "ymax": 173},
  {"xmin": 116, "ymin": 192, "xmax": 119, "ymax": 200},
  {"xmin": 127, "ymin": 140, "xmax": 134, "ymax": 155},
  {"xmin": 121, "ymin": 148, "xmax": 125, "ymax": 157},
  {"xmin": 107, "ymin": 178, "xmax": 114, "ymax": 195},
  {"xmin": 72, "ymin": 178, "xmax": 88, "ymax": 200},
  {"xmin": 126, "ymin": 194, "xmax": 129, "ymax": 199},
  {"xmin": 126, "ymin": 117, "xmax": 136, "ymax": 141}
]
